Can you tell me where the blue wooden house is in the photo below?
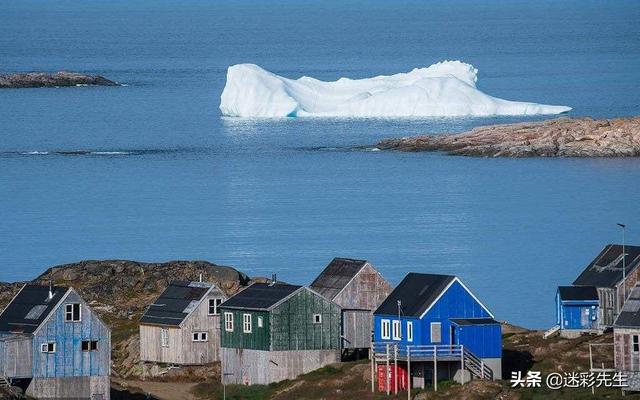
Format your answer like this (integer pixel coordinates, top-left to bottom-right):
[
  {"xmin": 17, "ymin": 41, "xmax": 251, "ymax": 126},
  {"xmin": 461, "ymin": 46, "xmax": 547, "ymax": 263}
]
[
  {"xmin": 372, "ymin": 273, "xmax": 501, "ymax": 391},
  {"xmin": 555, "ymin": 286, "xmax": 599, "ymax": 337},
  {"xmin": 0, "ymin": 284, "xmax": 111, "ymax": 399}
]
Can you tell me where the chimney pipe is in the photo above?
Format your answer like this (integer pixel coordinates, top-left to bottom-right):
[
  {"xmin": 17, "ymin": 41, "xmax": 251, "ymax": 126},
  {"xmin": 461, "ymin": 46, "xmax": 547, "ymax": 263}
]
[
  {"xmin": 48, "ymin": 279, "xmax": 53, "ymax": 300},
  {"xmin": 199, "ymin": 273, "xmax": 203, "ymax": 283},
  {"xmin": 270, "ymin": 273, "xmax": 277, "ymax": 286}
]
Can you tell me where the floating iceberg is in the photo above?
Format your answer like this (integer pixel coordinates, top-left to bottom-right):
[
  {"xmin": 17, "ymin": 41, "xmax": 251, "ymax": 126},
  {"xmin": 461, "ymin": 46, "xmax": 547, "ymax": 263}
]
[{"xmin": 219, "ymin": 61, "xmax": 571, "ymax": 118}]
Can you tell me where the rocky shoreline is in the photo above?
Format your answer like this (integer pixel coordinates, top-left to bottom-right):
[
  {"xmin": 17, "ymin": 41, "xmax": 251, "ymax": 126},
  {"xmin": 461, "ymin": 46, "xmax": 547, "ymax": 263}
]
[
  {"xmin": 377, "ymin": 117, "xmax": 640, "ymax": 157},
  {"xmin": 0, "ymin": 71, "xmax": 118, "ymax": 88}
]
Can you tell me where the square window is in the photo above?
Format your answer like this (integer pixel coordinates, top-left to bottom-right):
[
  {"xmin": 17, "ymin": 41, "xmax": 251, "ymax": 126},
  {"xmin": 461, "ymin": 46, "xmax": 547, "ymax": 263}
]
[
  {"xmin": 313, "ymin": 314, "xmax": 322, "ymax": 324},
  {"xmin": 208, "ymin": 298, "xmax": 223, "ymax": 315},
  {"xmin": 65, "ymin": 303, "xmax": 81, "ymax": 322},
  {"xmin": 41, "ymin": 342, "xmax": 56, "ymax": 353},
  {"xmin": 82, "ymin": 340, "xmax": 98, "ymax": 351},
  {"xmin": 192, "ymin": 332, "xmax": 208, "ymax": 342}
]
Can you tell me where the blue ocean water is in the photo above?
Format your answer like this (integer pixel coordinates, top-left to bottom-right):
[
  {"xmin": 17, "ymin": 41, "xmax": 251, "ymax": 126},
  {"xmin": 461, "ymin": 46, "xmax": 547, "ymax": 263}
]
[{"xmin": 1, "ymin": 0, "xmax": 640, "ymax": 328}]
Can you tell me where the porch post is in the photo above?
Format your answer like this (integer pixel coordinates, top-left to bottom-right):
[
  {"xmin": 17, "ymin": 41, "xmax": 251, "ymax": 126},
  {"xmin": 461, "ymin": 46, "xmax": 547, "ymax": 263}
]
[
  {"xmin": 433, "ymin": 346, "xmax": 438, "ymax": 392},
  {"xmin": 394, "ymin": 344, "xmax": 398, "ymax": 395},
  {"xmin": 460, "ymin": 344, "xmax": 465, "ymax": 385},
  {"xmin": 371, "ymin": 346, "xmax": 375, "ymax": 393},
  {"xmin": 386, "ymin": 344, "xmax": 390, "ymax": 396},
  {"xmin": 407, "ymin": 346, "xmax": 411, "ymax": 400}
]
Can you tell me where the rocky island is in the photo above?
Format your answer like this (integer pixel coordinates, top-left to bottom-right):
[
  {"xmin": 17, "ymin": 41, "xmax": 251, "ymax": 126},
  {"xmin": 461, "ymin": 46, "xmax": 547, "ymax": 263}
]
[
  {"xmin": 377, "ymin": 117, "xmax": 640, "ymax": 157},
  {"xmin": 0, "ymin": 71, "xmax": 118, "ymax": 88}
]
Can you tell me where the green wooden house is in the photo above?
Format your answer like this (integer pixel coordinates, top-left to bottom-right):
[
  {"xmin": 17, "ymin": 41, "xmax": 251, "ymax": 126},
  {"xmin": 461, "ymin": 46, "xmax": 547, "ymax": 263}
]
[{"xmin": 219, "ymin": 282, "xmax": 341, "ymax": 385}]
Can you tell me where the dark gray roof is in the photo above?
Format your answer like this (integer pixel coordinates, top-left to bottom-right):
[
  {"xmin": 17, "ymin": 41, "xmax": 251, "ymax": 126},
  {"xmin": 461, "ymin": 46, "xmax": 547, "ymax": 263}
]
[
  {"xmin": 614, "ymin": 284, "xmax": 640, "ymax": 328},
  {"xmin": 0, "ymin": 284, "xmax": 68, "ymax": 334},
  {"xmin": 558, "ymin": 286, "xmax": 599, "ymax": 301},
  {"xmin": 220, "ymin": 283, "xmax": 301, "ymax": 311},
  {"xmin": 375, "ymin": 273, "xmax": 455, "ymax": 317},
  {"xmin": 140, "ymin": 281, "xmax": 213, "ymax": 327},
  {"xmin": 573, "ymin": 244, "xmax": 640, "ymax": 288},
  {"xmin": 309, "ymin": 258, "xmax": 368, "ymax": 300},
  {"xmin": 450, "ymin": 318, "xmax": 499, "ymax": 326}
]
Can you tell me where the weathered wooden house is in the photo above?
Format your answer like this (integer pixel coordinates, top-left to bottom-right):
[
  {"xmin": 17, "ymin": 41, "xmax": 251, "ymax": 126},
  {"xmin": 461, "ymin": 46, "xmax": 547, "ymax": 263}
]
[
  {"xmin": 0, "ymin": 284, "xmax": 111, "ymax": 399},
  {"xmin": 220, "ymin": 282, "xmax": 341, "ymax": 385},
  {"xmin": 372, "ymin": 273, "xmax": 501, "ymax": 392},
  {"xmin": 555, "ymin": 286, "xmax": 599, "ymax": 337},
  {"xmin": 613, "ymin": 283, "xmax": 640, "ymax": 391},
  {"xmin": 310, "ymin": 257, "xmax": 392, "ymax": 356},
  {"xmin": 139, "ymin": 280, "xmax": 227, "ymax": 374},
  {"xmin": 573, "ymin": 244, "xmax": 640, "ymax": 328}
]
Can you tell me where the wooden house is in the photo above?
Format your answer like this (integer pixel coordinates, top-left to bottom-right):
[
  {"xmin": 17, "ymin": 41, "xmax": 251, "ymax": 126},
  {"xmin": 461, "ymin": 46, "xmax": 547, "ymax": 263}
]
[
  {"xmin": 219, "ymin": 282, "xmax": 341, "ymax": 385},
  {"xmin": 0, "ymin": 284, "xmax": 111, "ymax": 399},
  {"xmin": 310, "ymin": 257, "xmax": 392, "ymax": 356},
  {"xmin": 139, "ymin": 280, "xmax": 227, "ymax": 374},
  {"xmin": 613, "ymin": 283, "xmax": 640, "ymax": 391},
  {"xmin": 371, "ymin": 273, "xmax": 501, "ymax": 392},
  {"xmin": 555, "ymin": 286, "xmax": 599, "ymax": 338},
  {"xmin": 573, "ymin": 244, "xmax": 640, "ymax": 328}
]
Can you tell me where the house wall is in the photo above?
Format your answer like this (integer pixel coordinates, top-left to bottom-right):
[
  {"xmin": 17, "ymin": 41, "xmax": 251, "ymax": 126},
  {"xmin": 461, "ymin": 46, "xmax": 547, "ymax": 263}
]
[
  {"xmin": 0, "ymin": 335, "xmax": 32, "ymax": 378},
  {"xmin": 614, "ymin": 328, "xmax": 640, "ymax": 372},
  {"xmin": 616, "ymin": 267, "xmax": 640, "ymax": 314},
  {"xmin": 597, "ymin": 288, "xmax": 616, "ymax": 327},
  {"xmin": 271, "ymin": 289, "xmax": 341, "ymax": 351},
  {"xmin": 219, "ymin": 309, "xmax": 270, "ymax": 351},
  {"xmin": 342, "ymin": 310, "xmax": 372, "ymax": 349},
  {"xmin": 27, "ymin": 375, "xmax": 110, "ymax": 400},
  {"xmin": 32, "ymin": 290, "xmax": 110, "ymax": 379},
  {"xmin": 558, "ymin": 301, "xmax": 598, "ymax": 330},
  {"xmin": 332, "ymin": 263, "xmax": 392, "ymax": 310},
  {"xmin": 454, "ymin": 323, "xmax": 502, "ymax": 359}
]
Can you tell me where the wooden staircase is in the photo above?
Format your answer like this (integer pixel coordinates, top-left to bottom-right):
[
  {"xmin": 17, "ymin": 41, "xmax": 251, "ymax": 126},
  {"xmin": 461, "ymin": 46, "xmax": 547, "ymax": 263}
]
[
  {"xmin": 0, "ymin": 376, "xmax": 10, "ymax": 387},
  {"xmin": 543, "ymin": 325, "xmax": 561, "ymax": 339},
  {"xmin": 462, "ymin": 347, "xmax": 493, "ymax": 380}
]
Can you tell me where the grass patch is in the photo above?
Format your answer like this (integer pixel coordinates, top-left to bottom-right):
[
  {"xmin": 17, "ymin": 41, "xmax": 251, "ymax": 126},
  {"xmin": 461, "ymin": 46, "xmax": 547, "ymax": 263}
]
[{"xmin": 191, "ymin": 381, "xmax": 282, "ymax": 400}]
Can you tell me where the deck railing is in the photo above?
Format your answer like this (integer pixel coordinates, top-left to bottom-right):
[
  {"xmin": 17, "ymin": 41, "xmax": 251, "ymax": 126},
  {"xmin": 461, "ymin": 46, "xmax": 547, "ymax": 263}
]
[{"xmin": 372, "ymin": 342, "xmax": 463, "ymax": 359}]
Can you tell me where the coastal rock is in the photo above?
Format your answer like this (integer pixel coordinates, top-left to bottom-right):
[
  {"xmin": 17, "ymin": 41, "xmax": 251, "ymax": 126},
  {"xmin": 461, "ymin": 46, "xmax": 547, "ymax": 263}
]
[
  {"xmin": 0, "ymin": 71, "xmax": 118, "ymax": 88},
  {"xmin": 376, "ymin": 117, "xmax": 640, "ymax": 157}
]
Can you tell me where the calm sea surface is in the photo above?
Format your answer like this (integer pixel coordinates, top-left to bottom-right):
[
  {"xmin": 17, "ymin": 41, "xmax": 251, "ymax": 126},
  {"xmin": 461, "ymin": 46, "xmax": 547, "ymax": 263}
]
[{"xmin": 2, "ymin": 0, "xmax": 640, "ymax": 328}]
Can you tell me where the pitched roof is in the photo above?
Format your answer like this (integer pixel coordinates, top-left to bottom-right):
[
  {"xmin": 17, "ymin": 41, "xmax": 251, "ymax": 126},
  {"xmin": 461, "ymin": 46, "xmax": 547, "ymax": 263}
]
[
  {"xmin": 309, "ymin": 258, "xmax": 368, "ymax": 300},
  {"xmin": 374, "ymin": 273, "xmax": 455, "ymax": 317},
  {"xmin": 140, "ymin": 281, "xmax": 214, "ymax": 327},
  {"xmin": 220, "ymin": 282, "xmax": 301, "ymax": 311},
  {"xmin": 0, "ymin": 284, "xmax": 69, "ymax": 334},
  {"xmin": 558, "ymin": 286, "xmax": 599, "ymax": 301},
  {"xmin": 573, "ymin": 244, "xmax": 640, "ymax": 288},
  {"xmin": 450, "ymin": 318, "xmax": 499, "ymax": 326},
  {"xmin": 614, "ymin": 284, "xmax": 640, "ymax": 328}
]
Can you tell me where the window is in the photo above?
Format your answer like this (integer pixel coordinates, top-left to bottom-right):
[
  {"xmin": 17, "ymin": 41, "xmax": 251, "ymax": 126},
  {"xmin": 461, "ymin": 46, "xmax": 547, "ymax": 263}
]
[
  {"xmin": 65, "ymin": 303, "xmax": 81, "ymax": 322},
  {"xmin": 82, "ymin": 340, "xmax": 98, "ymax": 351},
  {"xmin": 407, "ymin": 321, "xmax": 413, "ymax": 342},
  {"xmin": 160, "ymin": 328, "xmax": 169, "ymax": 348},
  {"xmin": 243, "ymin": 314, "xmax": 252, "ymax": 333},
  {"xmin": 41, "ymin": 342, "xmax": 56, "ymax": 353},
  {"xmin": 633, "ymin": 335, "xmax": 639, "ymax": 353},
  {"xmin": 381, "ymin": 319, "xmax": 390, "ymax": 340},
  {"xmin": 313, "ymin": 314, "xmax": 322, "ymax": 324},
  {"xmin": 257, "ymin": 316, "xmax": 263, "ymax": 328},
  {"xmin": 208, "ymin": 298, "xmax": 223, "ymax": 315},
  {"xmin": 225, "ymin": 312, "xmax": 234, "ymax": 332},
  {"xmin": 392, "ymin": 320, "xmax": 401, "ymax": 340},
  {"xmin": 430, "ymin": 322, "xmax": 442, "ymax": 343},
  {"xmin": 192, "ymin": 332, "xmax": 208, "ymax": 342}
]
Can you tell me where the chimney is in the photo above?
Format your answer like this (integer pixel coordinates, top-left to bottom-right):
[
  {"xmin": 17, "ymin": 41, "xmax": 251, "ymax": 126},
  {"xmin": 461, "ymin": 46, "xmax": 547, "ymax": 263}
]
[
  {"xmin": 48, "ymin": 280, "xmax": 53, "ymax": 300},
  {"xmin": 269, "ymin": 273, "xmax": 277, "ymax": 286},
  {"xmin": 199, "ymin": 273, "xmax": 203, "ymax": 283}
]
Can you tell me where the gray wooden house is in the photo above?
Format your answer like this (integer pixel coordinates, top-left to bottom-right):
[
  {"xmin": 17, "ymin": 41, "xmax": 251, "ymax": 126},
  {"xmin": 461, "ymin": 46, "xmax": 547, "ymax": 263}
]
[
  {"xmin": 139, "ymin": 280, "xmax": 227, "ymax": 374},
  {"xmin": 573, "ymin": 244, "xmax": 640, "ymax": 328},
  {"xmin": 310, "ymin": 257, "xmax": 392, "ymax": 356},
  {"xmin": 220, "ymin": 282, "xmax": 341, "ymax": 385},
  {"xmin": 0, "ymin": 284, "xmax": 111, "ymax": 400},
  {"xmin": 613, "ymin": 283, "xmax": 640, "ymax": 391}
]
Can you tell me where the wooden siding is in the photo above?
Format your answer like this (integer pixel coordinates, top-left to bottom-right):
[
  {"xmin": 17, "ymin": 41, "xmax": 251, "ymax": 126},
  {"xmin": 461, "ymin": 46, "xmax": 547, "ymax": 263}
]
[
  {"xmin": 598, "ymin": 288, "xmax": 616, "ymax": 327},
  {"xmin": 32, "ymin": 290, "xmax": 111, "ymax": 379},
  {"xmin": 271, "ymin": 288, "xmax": 341, "ymax": 351},
  {"xmin": 0, "ymin": 335, "xmax": 32, "ymax": 378},
  {"xmin": 140, "ymin": 287, "xmax": 226, "ymax": 364},
  {"xmin": 342, "ymin": 310, "xmax": 372, "ymax": 349},
  {"xmin": 27, "ymin": 375, "xmax": 110, "ymax": 400},
  {"xmin": 332, "ymin": 263, "xmax": 392, "ymax": 310},
  {"xmin": 615, "ymin": 328, "xmax": 640, "ymax": 371},
  {"xmin": 219, "ymin": 310, "xmax": 270, "ymax": 350}
]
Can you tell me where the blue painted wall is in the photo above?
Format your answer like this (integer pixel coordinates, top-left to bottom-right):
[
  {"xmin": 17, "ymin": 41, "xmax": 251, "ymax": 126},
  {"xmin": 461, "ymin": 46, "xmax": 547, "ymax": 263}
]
[
  {"xmin": 453, "ymin": 323, "xmax": 502, "ymax": 358},
  {"xmin": 556, "ymin": 292, "xmax": 598, "ymax": 330},
  {"xmin": 32, "ymin": 290, "xmax": 110, "ymax": 378}
]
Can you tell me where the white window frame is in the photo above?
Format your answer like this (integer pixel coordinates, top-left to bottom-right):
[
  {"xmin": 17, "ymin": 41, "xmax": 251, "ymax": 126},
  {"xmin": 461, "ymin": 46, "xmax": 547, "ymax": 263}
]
[
  {"xmin": 313, "ymin": 314, "xmax": 322, "ymax": 324},
  {"xmin": 41, "ymin": 342, "xmax": 56, "ymax": 353},
  {"xmin": 407, "ymin": 321, "xmax": 413, "ymax": 342},
  {"xmin": 192, "ymin": 331, "xmax": 208, "ymax": 342},
  {"xmin": 65, "ymin": 303, "xmax": 81, "ymax": 322},
  {"xmin": 243, "ymin": 314, "xmax": 252, "ymax": 333},
  {"xmin": 633, "ymin": 335, "xmax": 640, "ymax": 353},
  {"xmin": 392, "ymin": 320, "xmax": 402, "ymax": 340},
  {"xmin": 257, "ymin": 316, "xmax": 263, "ymax": 328},
  {"xmin": 208, "ymin": 298, "xmax": 223, "ymax": 316},
  {"xmin": 160, "ymin": 328, "xmax": 169, "ymax": 348},
  {"xmin": 381, "ymin": 319, "xmax": 390, "ymax": 340},
  {"xmin": 430, "ymin": 322, "xmax": 442, "ymax": 343},
  {"xmin": 224, "ymin": 312, "xmax": 234, "ymax": 332}
]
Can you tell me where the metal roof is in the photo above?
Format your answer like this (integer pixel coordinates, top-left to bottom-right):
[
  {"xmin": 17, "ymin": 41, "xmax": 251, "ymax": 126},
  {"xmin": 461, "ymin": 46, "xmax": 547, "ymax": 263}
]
[
  {"xmin": 220, "ymin": 282, "xmax": 301, "ymax": 311},
  {"xmin": 450, "ymin": 318, "xmax": 499, "ymax": 326},
  {"xmin": 140, "ymin": 280, "xmax": 213, "ymax": 327},
  {"xmin": 0, "ymin": 284, "xmax": 68, "ymax": 334},
  {"xmin": 374, "ymin": 273, "xmax": 455, "ymax": 317},
  {"xmin": 557, "ymin": 286, "xmax": 599, "ymax": 301},
  {"xmin": 614, "ymin": 284, "xmax": 640, "ymax": 328},
  {"xmin": 309, "ymin": 258, "xmax": 368, "ymax": 300},
  {"xmin": 573, "ymin": 244, "xmax": 640, "ymax": 288}
]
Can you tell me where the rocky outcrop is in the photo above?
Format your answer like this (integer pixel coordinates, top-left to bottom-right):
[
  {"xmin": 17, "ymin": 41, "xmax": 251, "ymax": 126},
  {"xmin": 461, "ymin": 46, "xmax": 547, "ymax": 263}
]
[
  {"xmin": 377, "ymin": 117, "xmax": 640, "ymax": 157},
  {"xmin": 0, "ymin": 71, "xmax": 118, "ymax": 88}
]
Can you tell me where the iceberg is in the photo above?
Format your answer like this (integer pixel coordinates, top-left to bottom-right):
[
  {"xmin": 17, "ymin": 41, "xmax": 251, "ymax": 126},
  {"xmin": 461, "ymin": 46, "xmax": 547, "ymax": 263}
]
[{"xmin": 219, "ymin": 61, "xmax": 571, "ymax": 118}]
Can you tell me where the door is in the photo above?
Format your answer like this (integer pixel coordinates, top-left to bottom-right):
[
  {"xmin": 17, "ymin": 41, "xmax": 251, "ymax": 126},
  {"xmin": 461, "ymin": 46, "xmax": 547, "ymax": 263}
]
[{"xmin": 450, "ymin": 325, "xmax": 457, "ymax": 351}]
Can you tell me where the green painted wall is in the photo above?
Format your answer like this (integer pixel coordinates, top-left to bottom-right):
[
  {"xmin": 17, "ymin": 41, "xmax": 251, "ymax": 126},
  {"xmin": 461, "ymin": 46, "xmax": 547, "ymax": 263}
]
[
  {"xmin": 271, "ymin": 289, "xmax": 340, "ymax": 351},
  {"xmin": 219, "ymin": 309, "xmax": 270, "ymax": 350}
]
